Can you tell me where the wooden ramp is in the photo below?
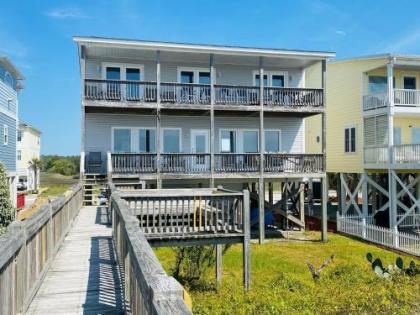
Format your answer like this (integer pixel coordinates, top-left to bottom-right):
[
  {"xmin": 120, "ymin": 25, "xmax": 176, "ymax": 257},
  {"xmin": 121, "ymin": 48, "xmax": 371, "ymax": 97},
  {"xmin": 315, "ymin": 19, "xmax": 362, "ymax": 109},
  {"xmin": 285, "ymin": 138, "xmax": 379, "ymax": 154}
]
[{"xmin": 27, "ymin": 206, "xmax": 124, "ymax": 314}]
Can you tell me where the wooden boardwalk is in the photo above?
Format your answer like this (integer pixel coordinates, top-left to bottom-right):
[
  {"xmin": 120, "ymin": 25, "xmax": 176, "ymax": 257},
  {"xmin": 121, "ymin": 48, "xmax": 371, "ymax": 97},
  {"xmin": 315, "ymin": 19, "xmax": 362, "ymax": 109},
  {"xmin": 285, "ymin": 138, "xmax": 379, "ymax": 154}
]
[{"xmin": 27, "ymin": 206, "xmax": 124, "ymax": 314}]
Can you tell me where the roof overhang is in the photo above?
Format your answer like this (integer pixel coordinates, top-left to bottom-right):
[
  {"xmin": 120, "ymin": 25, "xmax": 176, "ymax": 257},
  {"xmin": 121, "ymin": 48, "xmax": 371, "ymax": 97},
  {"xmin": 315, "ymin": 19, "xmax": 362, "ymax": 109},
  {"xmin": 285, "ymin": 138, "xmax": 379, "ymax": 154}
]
[
  {"xmin": 0, "ymin": 56, "xmax": 24, "ymax": 80},
  {"xmin": 73, "ymin": 36, "xmax": 335, "ymax": 65}
]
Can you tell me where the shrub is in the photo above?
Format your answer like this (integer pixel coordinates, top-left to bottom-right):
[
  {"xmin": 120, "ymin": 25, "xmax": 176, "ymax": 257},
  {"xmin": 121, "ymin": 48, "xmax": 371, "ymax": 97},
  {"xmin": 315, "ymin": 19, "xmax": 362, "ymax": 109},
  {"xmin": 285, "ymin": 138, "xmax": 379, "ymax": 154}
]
[{"xmin": 0, "ymin": 163, "xmax": 15, "ymax": 234}]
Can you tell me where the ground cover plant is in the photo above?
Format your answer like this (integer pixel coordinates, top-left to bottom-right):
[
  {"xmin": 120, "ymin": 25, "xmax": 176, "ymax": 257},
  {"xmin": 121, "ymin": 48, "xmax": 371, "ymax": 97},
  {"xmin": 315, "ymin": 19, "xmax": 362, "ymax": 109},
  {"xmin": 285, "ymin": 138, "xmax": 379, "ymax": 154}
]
[{"xmin": 155, "ymin": 232, "xmax": 420, "ymax": 315}]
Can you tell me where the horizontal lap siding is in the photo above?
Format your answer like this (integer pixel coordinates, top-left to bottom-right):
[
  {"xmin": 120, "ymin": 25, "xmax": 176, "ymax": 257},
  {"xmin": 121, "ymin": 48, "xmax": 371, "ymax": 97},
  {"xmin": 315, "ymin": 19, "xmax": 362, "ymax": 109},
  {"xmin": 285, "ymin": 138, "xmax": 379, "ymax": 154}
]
[
  {"xmin": 0, "ymin": 113, "xmax": 16, "ymax": 172},
  {"xmin": 85, "ymin": 113, "xmax": 304, "ymax": 155},
  {"xmin": 0, "ymin": 81, "xmax": 17, "ymax": 114},
  {"xmin": 85, "ymin": 60, "xmax": 304, "ymax": 87}
]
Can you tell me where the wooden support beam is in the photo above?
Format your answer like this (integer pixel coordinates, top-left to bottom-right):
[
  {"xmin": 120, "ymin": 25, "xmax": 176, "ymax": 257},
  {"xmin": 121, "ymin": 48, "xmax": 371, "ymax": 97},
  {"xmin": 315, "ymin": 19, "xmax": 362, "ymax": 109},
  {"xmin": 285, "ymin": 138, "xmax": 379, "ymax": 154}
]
[
  {"xmin": 216, "ymin": 244, "xmax": 222, "ymax": 284},
  {"xmin": 258, "ymin": 177, "xmax": 265, "ymax": 244},
  {"xmin": 321, "ymin": 176, "xmax": 328, "ymax": 242},
  {"xmin": 243, "ymin": 189, "xmax": 251, "ymax": 290},
  {"xmin": 156, "ymin": 50, "xmax": 162, "ymax": 188},
  {"xmin": 210, "ymin": 53, "xmax": 215, "ymax": 188},
  {"xmin": 268, "ymin": 182, "xmax": 273, "ymax": 206},
  {"xmin": 299, "ymin": 182, "xmax": 305, "ymax": 230},
  {"xmin": 362, "ymin": 172, "xmax": 368, "ymax": 217}
]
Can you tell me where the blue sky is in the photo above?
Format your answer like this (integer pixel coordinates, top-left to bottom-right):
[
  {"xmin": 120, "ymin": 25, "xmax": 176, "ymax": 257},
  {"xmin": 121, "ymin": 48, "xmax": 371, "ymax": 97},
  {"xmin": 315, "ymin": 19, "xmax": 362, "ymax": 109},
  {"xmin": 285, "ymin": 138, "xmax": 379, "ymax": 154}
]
[{"xmin": 2, "ymin": 0, "xmax": 420, "ymax": 155}]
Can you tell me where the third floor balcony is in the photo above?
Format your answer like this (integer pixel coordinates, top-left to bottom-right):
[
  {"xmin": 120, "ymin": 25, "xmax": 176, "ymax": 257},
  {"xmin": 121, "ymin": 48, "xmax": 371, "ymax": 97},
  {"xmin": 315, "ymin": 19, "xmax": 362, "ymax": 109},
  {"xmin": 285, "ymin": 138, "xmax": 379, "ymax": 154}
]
[
  {"xmin": 83, "ymin": 79, "xmax": 323, "ymax": 110},
  {"xmin": 363, "ymin": 89, "xmax": 420, "ymax": 111}
]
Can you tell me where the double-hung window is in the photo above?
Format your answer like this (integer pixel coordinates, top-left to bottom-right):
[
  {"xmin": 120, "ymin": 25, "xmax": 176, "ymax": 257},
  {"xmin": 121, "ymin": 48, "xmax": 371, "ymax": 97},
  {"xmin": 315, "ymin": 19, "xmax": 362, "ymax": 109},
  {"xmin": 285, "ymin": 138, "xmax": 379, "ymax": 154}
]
[
  {"xmin": 242, "ymin": 130, "xmax": 259, "ymax": 153},
  {"xmin": 139, "ymin": 129, "xmax": 156, "ymax": 153},
  {"xmin": 113, "ymin": 128, "xmax": 131, "ymax": 152},
  {"xmin": 344, "ymin": 127, "xmax": 356, "ymax": 153}
]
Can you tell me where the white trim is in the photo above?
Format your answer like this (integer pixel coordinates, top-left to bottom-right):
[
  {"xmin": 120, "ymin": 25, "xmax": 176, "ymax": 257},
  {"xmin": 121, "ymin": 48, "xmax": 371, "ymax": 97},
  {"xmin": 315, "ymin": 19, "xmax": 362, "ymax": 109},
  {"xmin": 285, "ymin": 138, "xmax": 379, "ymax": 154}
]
[
  {"xmin": 161, "ymin": 127, "xmax": 182, "ymax": 153},
  {"xmin": 190, "ymin": 129, "xmax": 210, "ymax": 153},
  {"xmin": 177, "ymin": 67, "xmax": 212, "ymax": 84},
  {"xmin": 252, "ymin": 70, "xmax": 289, "ymax": 87},
  {"xmin": 101, "ymin": 62, "xmax": 145, "ymax": 80},
  {"xmin": 264, "ymin": 129, "xmax": 282, "ymax": 153},
  {"xmin": 344, "ymin": 125, "xmax": 357, "ymax": 154},
  {"xmin": 74, "ymin": 37, "xmax": 335, "ymax": 59}
]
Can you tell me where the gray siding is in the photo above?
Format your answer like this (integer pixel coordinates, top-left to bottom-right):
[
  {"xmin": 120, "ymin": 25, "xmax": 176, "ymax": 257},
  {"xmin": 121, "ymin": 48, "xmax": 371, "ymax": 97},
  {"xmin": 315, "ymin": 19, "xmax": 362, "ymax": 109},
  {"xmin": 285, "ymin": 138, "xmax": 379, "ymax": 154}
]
[
  {"xmin": 0, "ymin": 113, "xmax": 16, "ymax": 172},
  {"xmin": 85, "ymin": 113, "xmax": 304, "ymax": 159},
  {"xmin": 85, "ymin": 59, "xmax": 304, "ymax": 87}
]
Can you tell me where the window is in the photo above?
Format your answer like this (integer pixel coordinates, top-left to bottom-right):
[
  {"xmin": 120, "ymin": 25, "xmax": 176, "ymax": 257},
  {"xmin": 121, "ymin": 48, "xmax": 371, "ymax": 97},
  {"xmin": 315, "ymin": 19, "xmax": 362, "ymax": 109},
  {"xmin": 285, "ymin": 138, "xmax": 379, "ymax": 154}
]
[
  {"xmin": 139, "ymin": 129, "xmax": 156, "ymax": 153},
  {"xmin": 113, "ymin": 128, "xmax": 131, "ymax": 152},
  {"xmin": 17, "ymin": 130, "xmax": 22, "ymax": 142},
  {"xmin": 265, "ymin": 130, "xmax": 281, "ymax": 152},
  {"xmin": 344, "ymin": 127, "xmax": 356, "ymax": 153},
  {"xmin": 17, "ymin": 150, "xmax": 21, "ymax": 161},
  {"xmin": 126, "ymin": 68, "xmax": 140, "ymax": 81},
  {"xmin": 3, "ymin": 125, "xmax": 8, "ymax": 145},
  {"xmin": 180, "ymin": 71, "xmax": 194, "ymax": 84},
  {"xmin": 394, "ymin": 127, "xmax": 401, "ymax": 145},
  {"xmin": 254, "ymin": 71, "xmax": 287, "ymax": 87},
  {"xmin": 255, "ymin": 74, "xmax": 268, "ymax": 87},
  {"xmin": 221, "ymin": 130, "xmax": 236, "ymax": 153},
  {"xmin": 243, "ymin": 131, "xmax": 259, "ymax": 153},
  {"xmin": 271, "ymin": 75, "xmax": 285, "ymax": 87},
  {"xmin": 178, "ymin": 68, "xmax": 211, "ymax": 84},
  {"xmin": 163, "ymin": 129, "xmax": 181, "ymax": 153},
  {"xmin": 368, "ymin": 76, "xmax": 395, "ymax": 93},
  {"xmin": 106, "ymin": 67, "xmax": 121, "ymax": 80},
  {"xmin": 404, "ymin": 77, "xmax": 416, "ymax": 90}
]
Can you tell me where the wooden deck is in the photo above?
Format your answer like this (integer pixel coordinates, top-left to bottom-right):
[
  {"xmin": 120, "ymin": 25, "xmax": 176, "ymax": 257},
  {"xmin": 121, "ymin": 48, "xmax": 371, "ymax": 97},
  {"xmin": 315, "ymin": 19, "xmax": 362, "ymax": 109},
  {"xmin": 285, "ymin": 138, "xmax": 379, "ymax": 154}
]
[{"xmin": 26, "ymin": 206, "xmax": 124, "ymax": 314}]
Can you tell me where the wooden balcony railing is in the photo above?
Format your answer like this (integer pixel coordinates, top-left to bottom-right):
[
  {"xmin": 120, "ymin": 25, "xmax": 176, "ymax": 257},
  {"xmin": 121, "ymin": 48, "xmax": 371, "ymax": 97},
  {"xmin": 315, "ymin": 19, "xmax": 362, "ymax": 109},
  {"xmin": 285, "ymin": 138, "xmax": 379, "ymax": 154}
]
[
  {"xmin": 264, "ymin": 88, "xmax": 323, "ymax": 107},
  {"xmin": 111, "ymin": 153, "xmax": 157, "ymax": 173},
  {"xmin": 160, "ymin": 83, "xmax": 211, "ymax": 104},
  {"xmin": 161, "ymin": 153, "xmax": 211, "ymax": 173},
  {"xmin": 84, "ymin": 79, "xmax": 323, "ymax": 108},
  {"xmin": 84, "ymin": 79, "xmax": 157, "ymax": 102},
  {"xmin": 364, "ymin": 145, "xmax": 389, "ymax": 164},
  {"xmin": 108, "ymin": 152, "xmax": 325, "ymax": 174},
  {"xmin": 214, "ymin": 85, "xmax": 260, "ymax": 105},
  {"xmin": 214, "ymin": 154, "xmax": 261, "ymax": 173},
  {"xmin": 264, "ymin": 154, "xmax": 324, "ymax": 173}
]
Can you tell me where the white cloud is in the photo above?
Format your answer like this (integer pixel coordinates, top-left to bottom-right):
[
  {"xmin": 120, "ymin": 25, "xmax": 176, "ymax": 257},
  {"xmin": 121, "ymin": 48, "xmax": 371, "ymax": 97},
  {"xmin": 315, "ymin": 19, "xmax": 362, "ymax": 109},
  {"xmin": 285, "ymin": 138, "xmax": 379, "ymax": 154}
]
[
  {"xmin": 45, "ymin": 7, "xmax": 88, "ymax": 19},
  {"xmin": 335, "ymin": 29, "xmax": 346, "ymax": 36}
]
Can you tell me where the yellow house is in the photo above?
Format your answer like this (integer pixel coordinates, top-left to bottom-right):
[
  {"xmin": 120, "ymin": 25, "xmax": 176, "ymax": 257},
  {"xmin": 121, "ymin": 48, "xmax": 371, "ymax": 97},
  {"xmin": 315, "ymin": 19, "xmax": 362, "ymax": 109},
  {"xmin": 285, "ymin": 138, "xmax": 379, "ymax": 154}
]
[{"xmin": 306, "ymin": 54, "xmax": 420, "ymax": 232}]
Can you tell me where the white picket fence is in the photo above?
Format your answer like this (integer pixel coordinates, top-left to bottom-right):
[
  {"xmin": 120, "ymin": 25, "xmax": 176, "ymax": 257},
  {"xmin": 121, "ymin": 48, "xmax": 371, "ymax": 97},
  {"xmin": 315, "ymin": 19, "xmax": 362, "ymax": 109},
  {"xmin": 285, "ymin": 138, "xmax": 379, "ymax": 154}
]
[{"xmin": 337, "ymin": 213, "xmax": 420, "ymax": 257}]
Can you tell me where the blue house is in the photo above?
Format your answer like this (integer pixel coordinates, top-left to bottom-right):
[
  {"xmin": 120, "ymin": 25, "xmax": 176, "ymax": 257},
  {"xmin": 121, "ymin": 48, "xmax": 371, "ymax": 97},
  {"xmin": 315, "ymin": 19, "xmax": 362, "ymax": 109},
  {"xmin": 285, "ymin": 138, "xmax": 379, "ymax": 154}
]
[{"xmin": 0, "ymin": 56, "xmax": 24, "ymax": 205}]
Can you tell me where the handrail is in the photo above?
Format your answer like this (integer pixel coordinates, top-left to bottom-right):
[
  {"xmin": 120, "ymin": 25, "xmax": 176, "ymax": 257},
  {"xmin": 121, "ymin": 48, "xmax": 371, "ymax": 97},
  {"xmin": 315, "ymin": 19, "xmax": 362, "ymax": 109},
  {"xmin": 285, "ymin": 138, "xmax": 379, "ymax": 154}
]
[
  {"xmin": 0, "ymin": 184, "xmax": 83, "ymax": 314},
  {"xmin": 110, "ymin": 191, "xmax": 192, "ymax": 314}
]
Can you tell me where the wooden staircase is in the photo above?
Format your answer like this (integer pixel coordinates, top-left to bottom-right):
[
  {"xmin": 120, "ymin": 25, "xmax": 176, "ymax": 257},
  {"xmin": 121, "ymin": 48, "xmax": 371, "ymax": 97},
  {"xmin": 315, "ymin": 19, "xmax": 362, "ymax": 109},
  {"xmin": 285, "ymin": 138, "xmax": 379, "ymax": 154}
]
[{"xmin": 83, "ymin": 174, "xmax": 107, "ymax": 206}]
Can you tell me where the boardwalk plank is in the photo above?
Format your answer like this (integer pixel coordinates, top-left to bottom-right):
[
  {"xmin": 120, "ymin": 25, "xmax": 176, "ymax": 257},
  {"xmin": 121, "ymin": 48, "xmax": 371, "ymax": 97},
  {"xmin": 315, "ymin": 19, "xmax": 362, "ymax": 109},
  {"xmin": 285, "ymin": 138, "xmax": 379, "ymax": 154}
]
[{"xmin": 27, "ymin": 206, "xmax": 124, "ymax": 314}]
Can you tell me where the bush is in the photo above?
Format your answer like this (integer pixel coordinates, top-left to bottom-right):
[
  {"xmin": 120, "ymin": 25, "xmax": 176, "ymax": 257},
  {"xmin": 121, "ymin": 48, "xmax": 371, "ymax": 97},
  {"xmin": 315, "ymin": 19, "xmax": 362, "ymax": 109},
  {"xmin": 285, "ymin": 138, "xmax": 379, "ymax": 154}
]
[
  {"xmin": 41, "ymin": 155, "xmax": 79, "ymax": 176},
  {"xmin": 0, "ymin": 163, "xmax": 15, "ymax": 234}
]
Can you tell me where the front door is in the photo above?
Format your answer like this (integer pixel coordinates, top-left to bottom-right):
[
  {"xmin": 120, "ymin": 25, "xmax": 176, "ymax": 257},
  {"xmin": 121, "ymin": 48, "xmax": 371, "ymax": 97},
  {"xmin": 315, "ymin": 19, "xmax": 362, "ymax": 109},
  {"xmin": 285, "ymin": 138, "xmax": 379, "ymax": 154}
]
[{"xmin": 191, "ymin": 130, "xmax": 209, "ymax": 171}]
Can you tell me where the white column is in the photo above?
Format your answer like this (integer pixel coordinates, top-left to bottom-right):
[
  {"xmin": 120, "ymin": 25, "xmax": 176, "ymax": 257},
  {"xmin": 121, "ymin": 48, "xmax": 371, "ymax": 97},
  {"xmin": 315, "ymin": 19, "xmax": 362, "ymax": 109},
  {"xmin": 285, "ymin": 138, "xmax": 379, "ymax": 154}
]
[
  {"xmin": 210, "ymin": 54, "xmax": 215, "ymax": 188},
  {"xmin": 156, "ymin": 50, "xmax": 162, "ymax": 188},
  {"xmin": 387, "ymin": 61, "xmax": 396, "ymax": 231}
]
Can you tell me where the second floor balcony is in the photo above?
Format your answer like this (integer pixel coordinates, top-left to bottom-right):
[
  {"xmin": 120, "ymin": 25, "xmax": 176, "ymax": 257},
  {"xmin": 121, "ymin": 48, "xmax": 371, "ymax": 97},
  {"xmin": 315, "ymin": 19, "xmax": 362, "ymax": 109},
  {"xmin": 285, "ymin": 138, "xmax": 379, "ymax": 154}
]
[
  {"xmin": 91, "ymin": 152, "xmax": 324, "ymax": 176},
  {"xmin": 363, "ymin": 89, "xmax": 420, "ymax": 111},
  {"xmin": 83, "ymin": 79, "xmax": 323, "ymax": 110},
  {"xmin": 364, "ymin": 144, "xmax": 420, "ymax": 168}
]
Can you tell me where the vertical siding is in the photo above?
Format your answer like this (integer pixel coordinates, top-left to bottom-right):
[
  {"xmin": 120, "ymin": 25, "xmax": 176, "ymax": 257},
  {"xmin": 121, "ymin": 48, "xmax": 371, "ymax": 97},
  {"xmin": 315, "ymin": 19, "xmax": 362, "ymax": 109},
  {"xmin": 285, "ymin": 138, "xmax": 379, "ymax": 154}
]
[{"xmin": 0, "ymin": 113, "xmax": 16, "ymax": 172}]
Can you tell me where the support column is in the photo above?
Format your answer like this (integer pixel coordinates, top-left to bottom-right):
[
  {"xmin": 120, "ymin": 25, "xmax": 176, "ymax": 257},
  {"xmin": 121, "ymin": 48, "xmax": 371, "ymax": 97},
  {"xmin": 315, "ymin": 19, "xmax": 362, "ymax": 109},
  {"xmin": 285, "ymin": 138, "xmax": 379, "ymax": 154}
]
[
  {"xmin": 389, "ymin": 170, "xmax": 397, "ymax": 229},
  {"xmin": 243, "ymin": 189, "xmax": 251, "ymax": 290},
  {"xmin": 371, "ymin": 174, "xmax": 377, "ymax": 215},
  {"xmin": 307, "ymin": 179, "xmax": 313, "ymax": 216},
  {"xmin": 362, "ymin": 172, "xmax": 368, "ymax": 218},
  {"xmin": 258, "ymin": 56, "xmax": 265, "ymax": 244},
  {"xmin": 156, "ymin": 50, "xmax": 162, "ymax": 189},
  {"xmin": 339, "ymin": 173, "xmax": 347, "ymax": 215},
  {"xmin": 299, "ymin": 182, "xmax": 305, "ymax": 230},
  {"xmin": 268, "ymin": 182, "xmax": 273, "ymax": 206},
  {"xmin": 216, "ymin": 244, "xmax": 222, "ymax": 284},
  {"xmin": 210, "ymin": 54, "xmax": 215, "ymax": 188},
  {"xmin": 321, "ymin": 175, "xmax": 328, "ymax": 242},
  {"xmin": 321, "ymin": 60, "xmax": 327, "ymax": 176}
]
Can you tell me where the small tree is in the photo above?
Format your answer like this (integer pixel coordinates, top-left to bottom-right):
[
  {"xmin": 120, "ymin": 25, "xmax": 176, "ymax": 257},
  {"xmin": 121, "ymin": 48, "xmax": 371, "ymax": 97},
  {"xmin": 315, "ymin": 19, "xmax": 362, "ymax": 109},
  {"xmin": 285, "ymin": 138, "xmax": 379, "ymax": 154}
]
[
  {"xmin": 0, "ymin": 163, "xmax": 15, "ymax": 234},
  {"xmin": 28, "ymin": 157, "xmax": 42, "ymax": 193}
]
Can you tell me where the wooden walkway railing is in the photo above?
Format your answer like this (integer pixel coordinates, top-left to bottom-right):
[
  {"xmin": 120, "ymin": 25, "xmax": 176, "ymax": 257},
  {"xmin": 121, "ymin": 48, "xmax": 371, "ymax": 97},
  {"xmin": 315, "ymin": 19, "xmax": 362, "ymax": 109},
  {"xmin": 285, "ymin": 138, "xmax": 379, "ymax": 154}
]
[
  {"xmin": 110, "ymin": 191, "xmax": 192, "ymax": 314},
  {"xmin": 0, "ymin": 184, "xmax": 83, "ymax": 315}
]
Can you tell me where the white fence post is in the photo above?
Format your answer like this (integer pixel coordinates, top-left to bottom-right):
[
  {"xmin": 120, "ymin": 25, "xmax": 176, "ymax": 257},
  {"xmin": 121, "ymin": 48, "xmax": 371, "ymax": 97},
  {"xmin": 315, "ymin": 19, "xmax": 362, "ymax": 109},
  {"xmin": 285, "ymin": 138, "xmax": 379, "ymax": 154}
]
[
  {"xmin": 362, "ymin": 217, "xmax": 367, "ymax": 239},
  {"xmin": 394, "ymin": 226, "xmax": 399, "ymax": 249},
  {"xmin": 336, "ymin": 211, "xmax": 340, "ymax": 231}
]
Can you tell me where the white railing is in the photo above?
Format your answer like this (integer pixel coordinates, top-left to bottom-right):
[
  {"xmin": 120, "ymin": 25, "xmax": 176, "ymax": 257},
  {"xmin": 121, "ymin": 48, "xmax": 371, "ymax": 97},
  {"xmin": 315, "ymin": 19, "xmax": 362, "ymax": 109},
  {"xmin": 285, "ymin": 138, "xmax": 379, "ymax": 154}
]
[
  {"xmin": 397, "ymin": 213, "xmax": 420, "ymax": 228},
  {"xmin": 337, "ymin": 213, "xmax": 420, "ymax": 256},
  {"xmin": 364, "ymin": 145, "xmax": 389, "ymax": 164},
  {"xmin": 363, "ymin": 92, "xmax": 389, "ymax": 111},
  {"xmin": 394, "ymin": 89, "xmax": 420, "ymax": 106},
  {"xmin": 393, "ymin": 144, "xmax": 420, "ymax": 164}
]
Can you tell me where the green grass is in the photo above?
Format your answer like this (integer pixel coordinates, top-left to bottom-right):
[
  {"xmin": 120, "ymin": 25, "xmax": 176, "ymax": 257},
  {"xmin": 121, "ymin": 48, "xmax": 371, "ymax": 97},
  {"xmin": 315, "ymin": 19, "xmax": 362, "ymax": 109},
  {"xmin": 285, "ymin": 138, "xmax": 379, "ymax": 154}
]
[
  {"xmin": 39, "ymin": 172, "xmax": 79, "ymax": 197},
  {"xmin": 155, "ymin": 232, "xmax": 419, "ymax": 315}
]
